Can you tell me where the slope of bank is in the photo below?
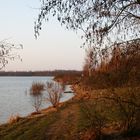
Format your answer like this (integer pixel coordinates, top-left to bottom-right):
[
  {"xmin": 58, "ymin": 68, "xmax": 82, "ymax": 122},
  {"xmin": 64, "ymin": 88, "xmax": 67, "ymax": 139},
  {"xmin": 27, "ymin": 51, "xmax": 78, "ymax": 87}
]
[
  {"xmin": 0, "ymin": 97, "xmax": 81, "ymax": 140},
  {"xmin": 0, "ymin": 83, "xmax": 140, "ymax": 140}
]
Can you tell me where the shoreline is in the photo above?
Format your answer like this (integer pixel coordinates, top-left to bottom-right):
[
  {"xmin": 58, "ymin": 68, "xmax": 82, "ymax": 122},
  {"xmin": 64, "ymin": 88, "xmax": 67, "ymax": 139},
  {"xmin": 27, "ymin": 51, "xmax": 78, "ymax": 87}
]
[{"xmin": 0, "ymin": 85, "xmax": 75, "ymax": 126}]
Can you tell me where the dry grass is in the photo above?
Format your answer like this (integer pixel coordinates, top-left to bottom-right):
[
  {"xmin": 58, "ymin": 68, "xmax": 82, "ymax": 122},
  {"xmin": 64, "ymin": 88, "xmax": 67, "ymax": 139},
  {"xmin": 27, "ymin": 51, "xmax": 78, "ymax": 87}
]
[{"xmin": 7, "ymin": 114, "xmax": 21, "ymax": 124}]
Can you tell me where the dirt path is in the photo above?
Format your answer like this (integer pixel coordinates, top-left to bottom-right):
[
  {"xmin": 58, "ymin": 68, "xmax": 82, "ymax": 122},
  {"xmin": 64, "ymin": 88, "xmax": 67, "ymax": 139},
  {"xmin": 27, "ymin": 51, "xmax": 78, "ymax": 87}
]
[{"xmin": 46, "ymin": 103, "xmax": 80, "ymax": 140}]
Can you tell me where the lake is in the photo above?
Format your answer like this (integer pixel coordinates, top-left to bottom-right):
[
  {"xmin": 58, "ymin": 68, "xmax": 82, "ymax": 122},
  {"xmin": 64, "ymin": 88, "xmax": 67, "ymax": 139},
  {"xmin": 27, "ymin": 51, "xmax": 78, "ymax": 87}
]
[{"xmin": 0, "ymin": 76, "xmax": 74, "ymax": 124}]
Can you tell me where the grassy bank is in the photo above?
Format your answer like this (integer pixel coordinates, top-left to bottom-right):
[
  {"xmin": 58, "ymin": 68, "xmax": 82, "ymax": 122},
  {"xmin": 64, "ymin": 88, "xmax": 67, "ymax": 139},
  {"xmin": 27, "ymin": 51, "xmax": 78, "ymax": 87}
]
[
  {"xmin": 0, "ymin": 110, "xmax": 59, "ymax": 140},
  {"xmin": 0, "ymin": 49, "xmax": 140, "ymax": 139},
  {"xmin": 0, "ymin": 84, "xmax": 140, "ymax": 140}
]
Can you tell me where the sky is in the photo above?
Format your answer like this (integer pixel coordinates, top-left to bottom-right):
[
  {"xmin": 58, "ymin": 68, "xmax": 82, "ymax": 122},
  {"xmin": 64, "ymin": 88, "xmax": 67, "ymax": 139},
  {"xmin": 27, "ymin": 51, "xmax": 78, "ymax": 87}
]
[{"xmin": 0, "ymin": 0, "xmax": 85, "ymax": 71}]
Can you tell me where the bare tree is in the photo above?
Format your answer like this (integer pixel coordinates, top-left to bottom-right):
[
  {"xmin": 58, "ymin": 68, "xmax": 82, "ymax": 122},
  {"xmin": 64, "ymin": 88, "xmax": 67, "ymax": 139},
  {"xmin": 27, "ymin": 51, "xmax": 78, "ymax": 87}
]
[
  {"xmin": 84, "ymin": 47, "xmax": 98, "ymax": 77},
  {"xmin": 46, "ymin": 82, "xmax": 64, "ymax": 108},
  {"xmin": 0, "ymin": 39, "xmax": 22, "ymax": 69},
  {"xmin": 35, "ymin": 0, "xmax": 140, "ymax": 48},
  {"xmin": 29, "ymin": 82, "xmax": 45, "ymax": 112}
]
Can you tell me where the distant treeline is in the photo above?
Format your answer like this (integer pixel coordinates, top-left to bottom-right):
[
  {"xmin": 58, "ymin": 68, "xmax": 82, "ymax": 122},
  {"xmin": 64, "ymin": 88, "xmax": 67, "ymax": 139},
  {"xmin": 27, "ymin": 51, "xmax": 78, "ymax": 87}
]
[{"xmin": 0, "ymin": 70, "xmax": 82, "ymax": 77}]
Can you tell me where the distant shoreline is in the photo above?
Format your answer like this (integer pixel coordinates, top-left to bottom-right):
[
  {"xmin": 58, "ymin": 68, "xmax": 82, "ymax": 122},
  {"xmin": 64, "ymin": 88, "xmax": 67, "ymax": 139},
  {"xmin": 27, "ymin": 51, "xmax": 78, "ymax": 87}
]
[
  {"xmin": 0, "ymin": 70, "xmax": 81, "ymax": 77},
  {"xmin": 0, "ymin": 75, "xmax": 54, "ymax": 77}
]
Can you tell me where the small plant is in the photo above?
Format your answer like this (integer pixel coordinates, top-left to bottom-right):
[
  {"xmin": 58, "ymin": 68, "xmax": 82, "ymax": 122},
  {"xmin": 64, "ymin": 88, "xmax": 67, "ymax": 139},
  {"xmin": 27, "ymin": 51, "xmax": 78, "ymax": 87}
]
[
  {"xmin": 8, "ymin": 114, "xmax": 21, "ymax": 124},
  {"xmin": 29, "ymin": 82, "xmax": 45, "ymax": 112},
  {"xmin": 46, "ymin": 82, "xmax": 64, "ymax": 108}
]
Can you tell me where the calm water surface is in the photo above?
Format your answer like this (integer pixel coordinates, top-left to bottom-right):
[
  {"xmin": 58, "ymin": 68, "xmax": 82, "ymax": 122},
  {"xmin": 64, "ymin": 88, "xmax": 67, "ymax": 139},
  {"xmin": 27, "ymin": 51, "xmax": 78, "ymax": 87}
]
[{"xmin": 0, "ymin": 76, "xmax": 74, "ymax": 124}]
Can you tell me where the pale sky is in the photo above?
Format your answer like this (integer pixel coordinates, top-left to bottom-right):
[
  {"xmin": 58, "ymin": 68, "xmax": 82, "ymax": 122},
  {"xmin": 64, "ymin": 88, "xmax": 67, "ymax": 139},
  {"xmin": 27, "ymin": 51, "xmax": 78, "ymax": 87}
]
[{"xmin": 0, "ymin": 0, "xmax": 85, "ymax": 71}]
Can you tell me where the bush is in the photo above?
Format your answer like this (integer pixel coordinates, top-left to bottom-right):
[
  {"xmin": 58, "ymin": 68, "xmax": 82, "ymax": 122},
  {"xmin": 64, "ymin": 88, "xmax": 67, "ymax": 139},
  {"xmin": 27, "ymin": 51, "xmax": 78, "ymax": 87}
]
[
  {"xmin": 29, "ymin": 82, "xmax": 45, "ymax": 112},
  {"xmin": 46, "ymin": 82, "xmax": 64, "ymax": 108},
  {"xmin": 80, "ymin": 100, "xmax": 108, "ymax": 140},
  {"xmin": 105, "ymin": 88, "xmax": 140, "ymax": 136},
  {"xmin": 8, "ymin": 114, "xmax": 21, "ymax": 124}
]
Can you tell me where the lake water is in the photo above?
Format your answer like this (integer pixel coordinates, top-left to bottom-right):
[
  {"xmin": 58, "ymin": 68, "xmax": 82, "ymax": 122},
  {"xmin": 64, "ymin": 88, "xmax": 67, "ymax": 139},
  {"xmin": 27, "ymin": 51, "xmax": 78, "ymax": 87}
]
[{"xmin": 0, "ymin": 76, "xmax": 74, "ymax": 124}]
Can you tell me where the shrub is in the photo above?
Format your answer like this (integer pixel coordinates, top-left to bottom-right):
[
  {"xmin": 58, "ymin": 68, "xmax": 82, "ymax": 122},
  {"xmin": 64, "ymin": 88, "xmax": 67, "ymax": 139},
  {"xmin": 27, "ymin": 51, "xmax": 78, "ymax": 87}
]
[
  {"xmin": 80, "ymin": 100, "xmax": 108, "ymax": 140},
  {"xmin": 105, "ymin": 88, "xmax": 140, "ymax": 136},
  {"xmin": 46, "ymin": 82, "xmax": 64, "ymax": 108},
  {"xmin": 29, "ymin": 82, "xmax": 45, "ymax": 112},
  {"xmin": 8, "ymin": 114, "xmax": 21, "ymax": 124}
]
